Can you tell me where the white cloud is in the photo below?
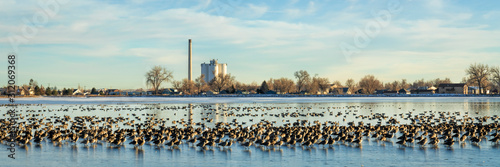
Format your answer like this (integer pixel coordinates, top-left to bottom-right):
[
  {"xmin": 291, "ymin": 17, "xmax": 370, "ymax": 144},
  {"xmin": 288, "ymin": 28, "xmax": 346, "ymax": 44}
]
[
  {"xmin": 284, "ymin": 1, "xmax": 317, "ymax": 19},
  {"xmin": 128, "ymin": 48, "xmax": 185, "ymax": 65},
  {"xmin": 426, "ymin": 0, "xmax": 444, "ymax": 10},
  {"xmin": 306, "ymin": 1, "xmax": 316, "ymax": 14},
  {"xmin": 289, "ymin": 0, "xmax": 300, "ymax": 5},
  {"xmin": 231, "ymin": 4, "xmax": 268, "ymax": 19},
  {"xmin": 248, "ymin": 4, "xmax": 268, "ymax": 18},
  {"xmin": 483, "ymin": 11, "xmax": 500, "ymax": 19},
  {"xmin": 70, "ymin": 22, "xmax": 90, "ymax": 33}
]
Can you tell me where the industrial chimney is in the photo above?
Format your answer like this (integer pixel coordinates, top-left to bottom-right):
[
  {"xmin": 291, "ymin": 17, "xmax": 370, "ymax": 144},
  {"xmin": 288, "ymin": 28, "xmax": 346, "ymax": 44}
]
[{"xmin": 188, "ymin": 39, "xmax": 192, "ymax": 81}]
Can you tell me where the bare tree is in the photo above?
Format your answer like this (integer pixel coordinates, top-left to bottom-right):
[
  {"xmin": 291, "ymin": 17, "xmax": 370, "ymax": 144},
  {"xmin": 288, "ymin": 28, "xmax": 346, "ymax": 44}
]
[
  {"xmin": 318, "ymin": 77, "xmax": 330, "ymax": 94},
  {"xmin": 384, "ymin": 80, "xmax": 401, "ymax": 91},
  {"xmin": 309, "ymin": 80, "xmax": 319, "ymax": 94},
  {"xmin": 294, "ymin": 70, "xmax": 311, "ymax": 92},
  {"xmin": 430, "ymin": 78, "xmax": 451, "ymax": 87},
  {"xmin": 209, "ymin": 73, "xmax": 235, "ymax": 93},
  {"xmin": 145, "ymin": 66, "xmax": 173, "ymax": 95},
  {"xmin": 180, "ymin": 78, "xmax": 195, "ymax": 95},
  {"xmin": 247, "ymin": 81, "xmax": 259, "ymax": 93},
  {"xmin": 412, "ymin": 78, "xmax": 434, "ymax": 89},
  {"xmin": 172, "ymin": 80, "xmax": 182, "ymax": 90},
  {"xmin": 384, "ymin": 82, "xmax": 394, "ymax": 90},
  {"xmin": 394, "ymin": 81, "xmax": 402, "ymax": 90},
  {"xmin": 272, "ymin": 77, "xmax": 296, "ymax": 94},
  {"xmin": 332, "ymin": 80, "xmax": 342, "ymax": 87},
  {"xmin": 412, "ymin": 78, "xmax": 425, "ymax": 89},
  {"xmin": 491, "ymin": 66, "xmax": 500, "ymax": 90},
  {"xmin": 195, "ymin": 74, "xmax": 208, "ymax": 94},
  {"xmin": 345, "ymin": 78, "xmax": 356, "ymax": 94},
  {"xmin": 358, "ymin": 75, "xmax": 382, "ymax": 94},
  {"xmin": 233, "ymin": 81, "xmax": 246, "ymax": 92},
  {"xmin": 400, "ymin": 79, "xmax": 410, "ymax": 90},
  {"xmin": 466, "ymin": 63, "xmax": 490, "ymax": 94},
  {"xmin": 309, "ymin": 76, "xmax": 329, "ymax": 94},
  {"xmin": 267, "ymin": 78, "xmax": 274, "ymax": 91}
]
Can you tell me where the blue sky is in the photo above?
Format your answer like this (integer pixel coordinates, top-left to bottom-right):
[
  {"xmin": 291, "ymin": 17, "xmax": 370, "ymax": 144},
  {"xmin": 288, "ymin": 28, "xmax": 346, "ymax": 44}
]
[{"xmin": 1, "ymin": 0, "xmax": 500, "ymax": 89}]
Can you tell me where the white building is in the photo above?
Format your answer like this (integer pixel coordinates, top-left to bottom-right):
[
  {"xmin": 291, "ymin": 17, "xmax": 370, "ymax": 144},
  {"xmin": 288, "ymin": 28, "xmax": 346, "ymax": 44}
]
[{"xmin": 201, "ymin": 59, "xmax": 227, "ymax": 83}]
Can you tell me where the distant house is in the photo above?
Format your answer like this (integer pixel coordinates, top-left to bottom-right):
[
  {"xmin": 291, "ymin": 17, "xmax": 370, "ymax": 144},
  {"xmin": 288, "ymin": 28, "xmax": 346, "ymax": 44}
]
[
  {"xmin": 383, "ymin": 90, "xmax": 398, "ymax": 95},
  {"xmin": 329, "ymin": 84, "xmax": 341, "ymax": 92},
  {"xmin": 411, "ymin": 89, "xmax": 435, "ymax": 94},
  {"xmin": 438, "ymin": 83, "xmax": 468, "ymax": 94},
  {"xmin": 162, "ymin": 88, "xmax": 180, "ymax": 95},
  {"xmin": 29, "ymin": 87, "xmax": 35, "ymax": 96},
  {"xmin": 73, "ymin": 89, "xmax": 84, "ymax": 95},
  {"xmin": 355, "ymin": 89, "xmax": 364, "ymax": 94},
  {"xmin": 417, "ymin": 86, "xmax": 429, "ymax": 90},
  {"xmin": 331, "ymin": 87, "xmax": 351, "ymax": 95},
  {"xmin": 107, "ymin": 89, "xmax": 121, "ymax": 95},
  {"xmin": 468, "ymin": 86, "xmax": 480, "ymax": 94},
  {"xmin": 106, "ymin": 89, "xmax": 118, "ymax": 95},
  {"xmin": 20, "ymin": 86, "xmax": 34, "ymax": 96},
  {"xmin": 375, "ymin": 89, "xmax": 387, "ymax": 94},
  {"xmin": 0, "ymin": 88, "xmax": 6, "ymax": 95},
  {"xmin": 266, "ymin": 90, "xmax": 277, "ymax": 94},
  {"xmin": 398, "ymin": 89, "xmax": 410, "ymax": 95}
]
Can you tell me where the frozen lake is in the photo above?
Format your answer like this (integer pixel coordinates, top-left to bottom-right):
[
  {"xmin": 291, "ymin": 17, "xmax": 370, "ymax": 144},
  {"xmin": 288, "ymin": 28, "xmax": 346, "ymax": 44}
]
[{"xmin": 1, "ymin": 96, "xmax": 500, "ymax": 166}]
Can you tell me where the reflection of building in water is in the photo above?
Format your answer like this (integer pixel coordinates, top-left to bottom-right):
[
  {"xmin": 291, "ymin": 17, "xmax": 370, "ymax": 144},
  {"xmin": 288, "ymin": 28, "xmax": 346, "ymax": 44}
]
[
  {"xmin": 145, "ymin": 104, "xmax": 192, "ymax": 127},
  {"xmin": 200, "ymin": 103, "xmax": 228, "ymax": 128},
  {"xmin": 188, "ymin": 103, "xmax": 193, "ymax": 126},
  {"xmin": 217, "ymin": 103, "xmax": 229, "ymax": 123}
]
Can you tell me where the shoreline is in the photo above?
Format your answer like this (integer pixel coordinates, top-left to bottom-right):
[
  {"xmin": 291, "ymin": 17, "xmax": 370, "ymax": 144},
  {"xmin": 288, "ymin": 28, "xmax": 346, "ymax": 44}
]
[{"xmin": 1, "ymin": 94, "xmax": 499, "ymax": 98}]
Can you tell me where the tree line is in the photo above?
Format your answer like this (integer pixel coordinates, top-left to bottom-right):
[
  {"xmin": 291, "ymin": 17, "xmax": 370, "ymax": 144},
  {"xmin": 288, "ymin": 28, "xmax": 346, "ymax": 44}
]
[
  {"xmin": 145, "ymin": 63, "xmax": 500, "ymax": 95},
  {"xmin": 6, "ymin": 63, "xmax": 498, "ymax": 96}
]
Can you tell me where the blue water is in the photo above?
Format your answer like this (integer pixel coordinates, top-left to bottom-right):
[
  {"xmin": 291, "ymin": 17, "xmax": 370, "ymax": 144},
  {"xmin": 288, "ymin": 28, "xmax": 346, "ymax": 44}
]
[{"xmin": 1, "ymin": 97, "xmax": 500, "ymax": 166}]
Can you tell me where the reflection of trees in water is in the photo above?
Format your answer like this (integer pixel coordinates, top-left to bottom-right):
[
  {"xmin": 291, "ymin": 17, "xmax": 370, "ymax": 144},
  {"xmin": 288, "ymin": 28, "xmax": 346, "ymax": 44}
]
[
  {"xmin": 468, "ymin": 102, "xmax": 491, "ymax": 117},
  {"xmin": 150, "ymin": 103, "xmax": 161, "ymax": 116}
]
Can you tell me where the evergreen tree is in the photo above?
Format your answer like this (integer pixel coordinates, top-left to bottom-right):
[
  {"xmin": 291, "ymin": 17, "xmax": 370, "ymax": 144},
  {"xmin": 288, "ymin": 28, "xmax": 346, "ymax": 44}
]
[
  {"xmin": 34, "ymin": 85, "xmax": 41, "ymax": 95},
  {"xmin": 260, "ymin": 81, "xmax": 269, "ymax": 94},
  {"xmin": 62, "ymin": 88, "xmax": 69, "ymax": 95},
  {"xmin": 91, "ymin": 87, "xmax": 98, "ymax": 94},
  {"xmin": 46, "ymin": 87, "xmax": 52, "ymax": 96}
]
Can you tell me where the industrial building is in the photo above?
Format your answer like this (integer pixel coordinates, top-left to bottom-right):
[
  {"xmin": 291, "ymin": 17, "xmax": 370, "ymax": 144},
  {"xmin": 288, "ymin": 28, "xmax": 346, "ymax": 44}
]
[{"xmin": 201, "ymin": 59, "xmax": 227, "ymax": 83}]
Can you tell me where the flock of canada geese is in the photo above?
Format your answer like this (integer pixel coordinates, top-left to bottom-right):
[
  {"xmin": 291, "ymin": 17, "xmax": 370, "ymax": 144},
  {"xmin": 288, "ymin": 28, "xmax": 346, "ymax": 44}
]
[{"xmin": 1, "ymin": 103, "xmax": 500, "ymax": 152}]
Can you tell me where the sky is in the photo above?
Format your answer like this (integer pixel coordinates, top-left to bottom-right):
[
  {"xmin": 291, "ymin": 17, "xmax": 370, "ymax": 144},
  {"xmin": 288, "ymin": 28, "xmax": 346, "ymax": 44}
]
[{"xmin": 1, "ymin": 0, "xmax": 500, "ymax": 89}]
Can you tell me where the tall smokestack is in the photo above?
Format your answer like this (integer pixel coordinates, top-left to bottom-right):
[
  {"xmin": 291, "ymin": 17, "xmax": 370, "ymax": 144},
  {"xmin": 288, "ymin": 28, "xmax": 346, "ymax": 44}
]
[{"xmin": 188, "ymin": 39, "xmax": 192, "ymax": 81}]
